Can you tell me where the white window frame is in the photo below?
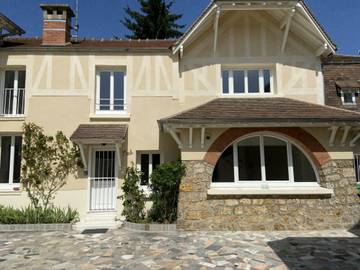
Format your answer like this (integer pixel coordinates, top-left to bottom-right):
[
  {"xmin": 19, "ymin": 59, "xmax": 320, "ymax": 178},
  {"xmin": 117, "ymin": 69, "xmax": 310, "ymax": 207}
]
[
  {"xmin": 0, "ymin": 69, "xmax": 26, "ymax": 117},
  {"xmin": 211, "ymin": 133, "xmax": 320, "ymax": 189},
  {"xmin": 340, "ymin": 91, "xmax": 357, "ymax": 106},
  {"xmin": 95, "ymin": 68, "xmax": 127, "ymax": 114},
  {"xmin": 221, "ymin": 68, "xmax": 274, "ymax": 95},
  {"xmin": 0, "ymin": 135, "xmax": 22, "ymax": 190},
  {"xmin": 136, "ymin": 151, "xmax": 163, "ymax": 187},
  {"xmin": 354, "ymin": 153, "xmax": 360, "ymax": 183}
]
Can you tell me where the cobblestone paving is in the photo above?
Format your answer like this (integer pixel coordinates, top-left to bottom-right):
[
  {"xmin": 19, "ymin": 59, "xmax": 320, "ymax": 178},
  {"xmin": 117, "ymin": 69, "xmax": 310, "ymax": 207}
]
[{"xmin": 0, "ymin": 229, "xmax": 359, "ymax": 270}]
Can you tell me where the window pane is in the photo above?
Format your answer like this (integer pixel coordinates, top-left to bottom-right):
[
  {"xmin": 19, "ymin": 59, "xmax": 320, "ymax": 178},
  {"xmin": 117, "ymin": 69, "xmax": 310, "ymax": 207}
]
[
  {"xmin": 234, "ymin": 70, "xmax": 245, "ymax": 93},
  {"xmin": 264, "ymin": 137, "xmax": 289, "ymax": 181},
  {"xmin": 152, "ymin": 154, "xmax": 160, "ymax": 171},
  {"xmin": 18, "ymin": 71, "xmax": 26, "ymax": 89},
  {"xmin": 222, "ymin": 70, "xmax": 229, "ymax": 94},
  {"xmin": 212, "ymin": 146, "xmax": 234, "ymax": 182},
  {"xmin": 292, "ymin": 145, "xmax": 317, "ymax": 182},
  {"xmin": 99, "ymin": 72, "xmax": 111, "ymax": 111},
  {"xmin": 0, "ymin": 137, "xmax": 11, "ymax": 184},
  {"xmin": 13, "ymin": 136, "xmax": 22, "ymax": 183},
  {"xmin": 264, "ymin": 70, "xmax": 271, "ymax": 93},
  {"xmin": 5, "ymin": 71, "xmax": 15, "ymax": 89},
  {"xmin": 140, "ymin": 154, "xmax": 149, "ymax": 186},
  {"xmin": 248, "ymin": 70, "xmax": 260, "ymax": 93},
  {"xmin": 343, "ymin": 93, "xmax": 354, "ymax": 104},
  {"xmin": 238, "ymin": 137, "xmax": 261, "ymax": 181},
  {"xmin": 114, "ymin": 72, "xmax": 124, "ymax": 111}
]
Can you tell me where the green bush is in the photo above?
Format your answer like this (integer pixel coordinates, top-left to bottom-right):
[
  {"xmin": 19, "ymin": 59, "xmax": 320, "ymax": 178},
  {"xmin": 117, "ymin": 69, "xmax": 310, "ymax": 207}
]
[
  {"xmin": 120, "ymin": 166, "xmax": 146, "ymax": 223},
  {"xmin": 148, "ymin": 162, "xmax": 186, "ymax": 223},
  {"xmin": 0, "ymin": 205, "xmax": 79, "ymax": 224}
]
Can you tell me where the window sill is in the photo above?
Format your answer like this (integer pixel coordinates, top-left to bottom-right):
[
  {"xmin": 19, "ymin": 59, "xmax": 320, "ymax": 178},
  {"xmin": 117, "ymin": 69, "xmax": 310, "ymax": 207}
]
[
  {"xmin": 0, "ymin": 115, "xmax": 26, "ymax": 121},
  {"xmin": 90, "ymin": 113, "xmax": 130, "ymax": 120},
  {"xmin": 0, "ymin": 185, "xmax": 22, "ymax": 195},
  {"xmin": 207, "ymin": 187, "xmax": 334, "ymax": 196}
]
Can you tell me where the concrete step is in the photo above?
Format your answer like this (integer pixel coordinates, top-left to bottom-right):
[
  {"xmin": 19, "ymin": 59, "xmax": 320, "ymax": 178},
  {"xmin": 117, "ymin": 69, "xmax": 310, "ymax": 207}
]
[{"xmin": 73, "ymin": 211, "xmax": 121, "ymax": 231}]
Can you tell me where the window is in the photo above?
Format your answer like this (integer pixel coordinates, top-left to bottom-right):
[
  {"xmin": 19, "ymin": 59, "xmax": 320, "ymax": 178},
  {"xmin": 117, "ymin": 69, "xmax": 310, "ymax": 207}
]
[
  {"xmin": 213, "ymin": 134, "xmax": 318, "ymax": 187},
  {"xmin": 137, "ymin": 152, "xmax": 161, "ymax": 186},
  {"xmin": 96, "ymin": 70, "xmax": 126, "ymax": 113},
  {"xmin": 0, "ymin": 70, "xmax": 26, "ymax": 116},
  {"xmin": 355, "ymin": 154, "xmax": 360, "ymax": 183},
  {"xmin": 222, "ymin": 69, "xmax": 272, "ymax": 94},
  {"xmin": 0, "ymin": 136, "xmax": 22, "ymax": 188},
  {"xmin": 341, "ymin": 91, "xmax": 356, "ymax": 105}
]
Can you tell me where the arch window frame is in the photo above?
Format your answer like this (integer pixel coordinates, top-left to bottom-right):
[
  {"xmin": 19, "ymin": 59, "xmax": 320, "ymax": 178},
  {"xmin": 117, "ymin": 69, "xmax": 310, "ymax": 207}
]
[{"xmin": 212, "ymin": 133, "xmax": 320, "ymax": 188}]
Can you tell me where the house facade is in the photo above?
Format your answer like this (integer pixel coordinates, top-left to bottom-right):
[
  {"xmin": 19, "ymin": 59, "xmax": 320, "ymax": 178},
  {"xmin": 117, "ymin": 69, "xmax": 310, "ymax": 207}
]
[{"xmin": 0, "ymin": 1, "xmax": 359, "ymax": 230}]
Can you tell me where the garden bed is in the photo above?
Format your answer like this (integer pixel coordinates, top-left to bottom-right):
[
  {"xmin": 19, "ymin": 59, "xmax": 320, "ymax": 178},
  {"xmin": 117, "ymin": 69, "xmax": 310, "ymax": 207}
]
[
  {"xmin": 0, "ymin": 223, "xmax": 72, "ymax": 232},
  {"xmin": 123, "ymin": 221, "xmax": 176, "ymax": 232}
]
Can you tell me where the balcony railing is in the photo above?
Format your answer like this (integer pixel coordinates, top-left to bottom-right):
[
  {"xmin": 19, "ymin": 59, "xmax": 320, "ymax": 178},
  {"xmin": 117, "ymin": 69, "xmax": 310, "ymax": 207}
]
[
  {"xmin": 0, "ymin": 88, "xmax": 25, "ymax": 116},
  {"xmin": 95, "ymin": 98, "xmax": 126, "ymax": 113},
  {"xmin": 355, "ymin": 154, "xmax": 360, "ymax": 183},
  {"xmin": 90, "ymin": 177, "xmax": 116, "ymax": 211}
]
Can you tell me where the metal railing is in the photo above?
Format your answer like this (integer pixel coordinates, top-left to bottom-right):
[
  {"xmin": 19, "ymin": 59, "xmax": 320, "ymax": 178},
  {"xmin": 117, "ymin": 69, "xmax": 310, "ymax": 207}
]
[
  {"xmin": 0, "ymin": 88, "xmax": 25, "ymax": 116},
  {"xmin": 90, "ymin": 177, "xmax": 116, "ymax": 211},
  {"xmin": 355, "ymin": 154, "xmax": 360, "ymax": 183},
  {"xmin": 95, "ymin": 98, "xmax": 126, "ymax": 113}
]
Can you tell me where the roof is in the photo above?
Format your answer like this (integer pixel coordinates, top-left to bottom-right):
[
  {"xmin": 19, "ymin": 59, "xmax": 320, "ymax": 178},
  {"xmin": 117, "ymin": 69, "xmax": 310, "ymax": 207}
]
[
  {"xmin": 71, "ymin": 124, "xmax": 128, "ymax": 143},
  {"xmin": 173, "ymin": 0, "xmax": 336, "ymax": 54},
  {"xmin": 335, "ymin": 80, "xmax": 360, "ymax": 90},
  {"xmin": 0, "ymin": 38, "xmax": 174, "ymax": 51},
  {"xmin": 159, "ymin": 98, "xmax": 360, "ymax": 127},
  {"xmin": 0, "ymin": 13, "xmax": 25, "ymax": 38},
  {"xmin": 323, "ymin": 55, "xmax": 360, "ymax": 65}
]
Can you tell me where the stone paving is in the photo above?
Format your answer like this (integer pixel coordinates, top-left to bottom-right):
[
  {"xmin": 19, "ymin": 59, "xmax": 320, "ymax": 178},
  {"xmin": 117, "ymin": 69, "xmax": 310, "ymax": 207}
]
[{"xmin": 0, "ymin": 229, "xmax": 359, "ymax": 270}]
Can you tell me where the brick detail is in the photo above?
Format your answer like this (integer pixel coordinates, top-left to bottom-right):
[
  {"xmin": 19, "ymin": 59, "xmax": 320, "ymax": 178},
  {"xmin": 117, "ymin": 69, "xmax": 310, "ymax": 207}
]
[
  {"xmin": 42, "ymin": 21, "xmax": 70, "ymax": 45},
  {"xmin": 204, "ymin": 127, "xmax": 331, "ymax": 168}
]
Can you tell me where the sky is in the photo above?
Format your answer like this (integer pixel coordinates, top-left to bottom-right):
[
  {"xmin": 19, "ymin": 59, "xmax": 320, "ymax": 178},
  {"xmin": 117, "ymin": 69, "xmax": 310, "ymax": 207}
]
[{"xmin": 1, "ymin": 0, "xmax": 359, "ymax": 55}]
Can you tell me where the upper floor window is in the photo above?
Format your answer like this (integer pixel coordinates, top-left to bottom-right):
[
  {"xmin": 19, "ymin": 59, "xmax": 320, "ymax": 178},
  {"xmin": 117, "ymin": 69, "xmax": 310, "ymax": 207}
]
[
  {"xmin": 222, "ymin": 69, "xmax": 272, "ymax": 95},
  {"xmin": 341, "ymin": 91, "xmax": 357, "ymax": 106},
  {"xmin": 96, "ymin": 69, "xmax": 126, "ymax": 114},
  {"xmin": 0, "ymin": 135, "xmax": 22, "ymax": 189},
  {"xmin": 0, "ymin": 70, "xmax": 26, "ymax": 116}
]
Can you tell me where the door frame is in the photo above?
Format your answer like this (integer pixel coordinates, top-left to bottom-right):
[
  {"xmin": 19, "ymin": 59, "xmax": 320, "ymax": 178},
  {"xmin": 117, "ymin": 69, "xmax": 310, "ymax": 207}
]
[{"xmin": 87, "ymin": 145, "xmax": 119, "ymax": 212}]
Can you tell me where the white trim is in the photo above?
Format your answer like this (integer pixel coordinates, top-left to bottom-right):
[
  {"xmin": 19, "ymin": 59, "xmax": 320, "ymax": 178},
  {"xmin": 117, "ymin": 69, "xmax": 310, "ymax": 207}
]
[
  {"xmin": 340, "ymin": 91, "xmax": 357, "ymax": 106},
  {"xmin": 0, "ymin": 135, "xmax": 22, "ymax": 189},
  {"xmin": 136, "ymin": 151, "xmax": 162, "ymax": 187}
]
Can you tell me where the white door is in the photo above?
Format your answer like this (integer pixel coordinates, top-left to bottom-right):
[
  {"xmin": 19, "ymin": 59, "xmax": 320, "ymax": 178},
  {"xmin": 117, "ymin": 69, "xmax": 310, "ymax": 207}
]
[{"xmin": 90, "ymin": 150, "xmax": 116, "ymax": 211}]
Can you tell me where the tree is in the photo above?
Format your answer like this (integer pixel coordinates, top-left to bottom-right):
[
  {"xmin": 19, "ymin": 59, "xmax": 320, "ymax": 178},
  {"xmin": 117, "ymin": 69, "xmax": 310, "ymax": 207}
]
[
  {"xmin": 122, "ymin": 0, "xmax": 184, "ymax": 39},
  {"xmin": 21, "ymin": 123, "xmax": 80, "ymax": 209}
]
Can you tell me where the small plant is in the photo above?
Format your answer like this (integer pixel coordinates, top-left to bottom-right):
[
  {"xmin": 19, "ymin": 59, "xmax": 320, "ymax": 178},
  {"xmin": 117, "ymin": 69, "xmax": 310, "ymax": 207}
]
[
  {"xmin": 120, "ymin": 166, "xmax": 146, "ymax": 223},
  {"xmin": 148, "ymin": 161, "xmax": 186, "ymax": 223},
  {"xmin": 0, "ymin": 205, "xmax": 79, "ymax": 224},
  {"xmin": 21, "ymin": 123, "xmax": 81, "ymax": 209}
]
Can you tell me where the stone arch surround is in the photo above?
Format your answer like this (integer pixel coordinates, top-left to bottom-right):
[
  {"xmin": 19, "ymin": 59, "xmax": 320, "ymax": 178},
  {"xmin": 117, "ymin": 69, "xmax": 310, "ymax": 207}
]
[{"xmin": 177, "ymin": 128, "xmax": 360, "ymax": 231}]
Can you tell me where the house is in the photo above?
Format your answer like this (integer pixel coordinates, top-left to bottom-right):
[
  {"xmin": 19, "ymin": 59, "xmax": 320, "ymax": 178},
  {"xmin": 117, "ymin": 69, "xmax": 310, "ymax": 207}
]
[{"xmin": 0, "ymin": 1, "xmax": 359, "ymax": 231}]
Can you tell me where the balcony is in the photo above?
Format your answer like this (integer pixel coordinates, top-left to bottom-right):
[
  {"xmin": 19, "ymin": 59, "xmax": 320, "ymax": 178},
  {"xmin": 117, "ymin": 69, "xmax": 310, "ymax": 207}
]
[
  {"xmin": 0, "ymin": 88, "xmax": 25, "ymax": 117},
  {"xmin": 95, "ymin": 98, "xmax": 126, "ymax": 114}
]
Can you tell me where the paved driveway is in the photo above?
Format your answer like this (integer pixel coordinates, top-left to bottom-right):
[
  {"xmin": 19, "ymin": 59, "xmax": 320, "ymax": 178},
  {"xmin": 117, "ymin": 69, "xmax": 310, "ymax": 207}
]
[{"xmin": 0, "ymin": 229, "xmax": 359, "ymax": 270}]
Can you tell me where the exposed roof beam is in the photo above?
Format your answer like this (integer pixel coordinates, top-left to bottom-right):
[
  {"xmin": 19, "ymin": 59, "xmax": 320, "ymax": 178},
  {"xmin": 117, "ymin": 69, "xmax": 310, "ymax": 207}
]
[
  {"xmin": 329, "ymin": 126, "xmax": 339, "ymax": 146},
  {"xmin": 350, "ymin": 132, "xmax": 360, "ymax": 147},
  {"xmin": 201, "ymin": 127, "xmax": 206, "ymax": 149},
  {"xmin": 78, "ymin": 144, "xmax": 88, "ymax": 171},
  {"xmin": 213, "ymin": 7, "xmax": 221, "ymax": 55},
  {"xmin": 341, "ymin": 126, "xmax": 352, "ymax": 146},
  {"xmin": 167, "ymin": 127, "xmax": 183, "ymax": 149},
  {"xmin": 189, "ymin": 127, "xmax": 193, "ymax": 149},
  {"xmin": 281, "ymin": 8, "xmax": 295, "ymax": 53},
  {"xmin": 115, "ymin": 143, "xmax": 122, "ymax": 168}
]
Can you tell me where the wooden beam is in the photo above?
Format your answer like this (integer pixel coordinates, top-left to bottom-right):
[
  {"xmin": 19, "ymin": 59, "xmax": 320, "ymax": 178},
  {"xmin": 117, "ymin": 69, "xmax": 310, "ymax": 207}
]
[
  {"xmin": 168, "ymin": 128, "xmax": 183, "ymax": 149},
  {"xmin": 115, "ymin": 144, "xmax": 122, "ymax": 169},
  {"xmin": 201, "ymin": 127, "xmax": 206, "ymax": 149},
  {"xmin": 78, "ymin": 144, "xmax": 88, "ymax": 171},
  {"xmin": 341, "ymin": 126, "xmax": 352, "ymax": 146},
  {"xmin": 189, "ymin": 127, "xmax": 193, "ymax": 149},
  {"xmin": 329, "ymin": 126, "xmax": 339, "ymax": 146},
  {"xmin": 281, "ymin": 8, "xmax": 295, "ymax": 53},
  {"xmin": 350, "ymin": 132, "xmax": 360, "ymax": 147},
  {"xmin": 213, "ymin": 7, "xmax": 221, "ymax": 55}
]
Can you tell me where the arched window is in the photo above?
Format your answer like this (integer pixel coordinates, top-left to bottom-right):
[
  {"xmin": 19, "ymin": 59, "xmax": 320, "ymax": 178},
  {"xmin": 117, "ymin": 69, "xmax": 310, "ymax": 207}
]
[{"xmin": 212, "ymin": 134, "xmax": 318, "ymax": 187}]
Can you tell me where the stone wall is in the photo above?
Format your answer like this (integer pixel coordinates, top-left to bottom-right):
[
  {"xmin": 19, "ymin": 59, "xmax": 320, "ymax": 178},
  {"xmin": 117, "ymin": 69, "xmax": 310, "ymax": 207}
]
[{"xmin": 177, "ymin": 160, "xmax": 360, "ymax": 231}]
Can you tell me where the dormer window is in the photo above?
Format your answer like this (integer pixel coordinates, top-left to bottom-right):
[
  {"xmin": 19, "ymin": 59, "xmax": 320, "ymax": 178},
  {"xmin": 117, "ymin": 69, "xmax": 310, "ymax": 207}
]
[
  {"xmin": 222, "ymin": 68, "xmax": 273, "ymax": 95},
  {"xmin": 341, "ymin": 91, "xmax": 356, "ymax": 106},
  {"xmin": 335, "ymin": 80, "xmax": 359, "ymax": 106}
]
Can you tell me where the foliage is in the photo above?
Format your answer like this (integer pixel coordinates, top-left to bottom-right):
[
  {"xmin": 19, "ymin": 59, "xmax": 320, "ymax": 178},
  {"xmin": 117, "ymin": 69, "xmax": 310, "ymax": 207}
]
[
  {"xmin": 21, "ymin": 123, "xmax": 81, "ymax": 209},
  {"xmin": 148, "ymin": 161, "xmax": 186, "ymax": 223},
  {"xmin": 0, "ymin": 205, "xmax": 79, "ymax": 224},
  {"xmin": 122, "ymin": 0, "xmax": 184, "ymax": 39},
  {"xmin": 120, "ymin": 166, "xmax": 146, "ymax": 223}
]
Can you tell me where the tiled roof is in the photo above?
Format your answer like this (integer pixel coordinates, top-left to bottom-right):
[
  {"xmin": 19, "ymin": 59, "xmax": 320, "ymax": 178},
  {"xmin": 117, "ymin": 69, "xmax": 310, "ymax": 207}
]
[
  {"xmin": 71, "ymin": 124, "xmax": 128, "ymax": 142},
  {"xmin": 335, "ymin": 80, "xmax": 360, "ymax": 89},
  {"xmin": 159, "ymin": 98, "xmax": 360, "ymax": 126},
  {"xmin": 1, "ymin": 38, "xmax": 175, "ymax": 50}
]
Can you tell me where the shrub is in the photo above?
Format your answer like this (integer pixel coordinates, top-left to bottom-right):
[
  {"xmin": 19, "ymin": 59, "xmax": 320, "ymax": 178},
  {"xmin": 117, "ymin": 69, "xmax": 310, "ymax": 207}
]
[
  {"xmin": 0, "ymin": 205, "xmax": 79, "ymax": 224},
  {"xmin": 148, "ymin": 162, "xmax": 186, "ymax": 223},
  {"xmin": 21, "ymin": 123, "xmax": 81, "ymax": 209},
  {"xmin": 120, "ymin": 166, "xmax": 146, "ymax": 223}
]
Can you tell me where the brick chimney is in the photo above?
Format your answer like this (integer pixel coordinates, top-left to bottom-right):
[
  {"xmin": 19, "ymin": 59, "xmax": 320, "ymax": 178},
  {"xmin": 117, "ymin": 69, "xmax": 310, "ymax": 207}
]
[{"xmin": 40, "ymin": 4, "xmax": 75, "ymax": 46}]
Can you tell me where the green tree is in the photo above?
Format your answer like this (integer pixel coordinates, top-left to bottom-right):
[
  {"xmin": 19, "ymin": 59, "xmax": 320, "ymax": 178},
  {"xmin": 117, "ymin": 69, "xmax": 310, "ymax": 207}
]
[
  {"xmin": 122, "ymin": 0, "xmax": 184, "ymax": 39},
  {"xmin": 21, "ymin": 123, "xmax": 80, "ymax": 209}
]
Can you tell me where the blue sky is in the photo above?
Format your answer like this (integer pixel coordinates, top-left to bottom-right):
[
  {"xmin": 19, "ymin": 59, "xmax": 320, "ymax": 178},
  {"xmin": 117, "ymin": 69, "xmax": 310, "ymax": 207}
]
[{"xmin": 1, "ymin": 0, "xmax": 359, "ymax": 55}]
